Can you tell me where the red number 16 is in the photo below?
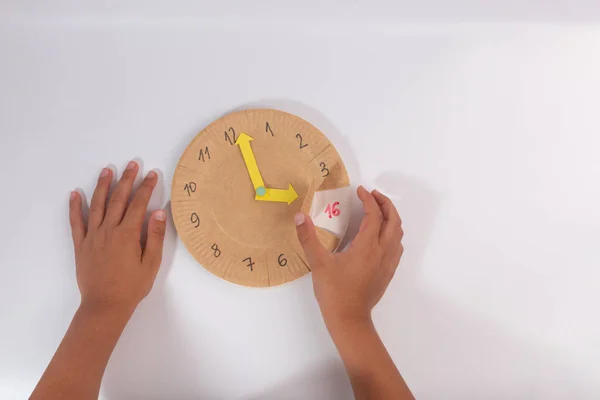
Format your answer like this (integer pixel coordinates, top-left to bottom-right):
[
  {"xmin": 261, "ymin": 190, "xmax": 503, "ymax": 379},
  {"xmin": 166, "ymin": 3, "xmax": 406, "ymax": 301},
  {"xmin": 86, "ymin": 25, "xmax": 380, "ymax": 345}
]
[{"xmin": 325, "ymin": 202, "xmax": 341, "ymax": 219}]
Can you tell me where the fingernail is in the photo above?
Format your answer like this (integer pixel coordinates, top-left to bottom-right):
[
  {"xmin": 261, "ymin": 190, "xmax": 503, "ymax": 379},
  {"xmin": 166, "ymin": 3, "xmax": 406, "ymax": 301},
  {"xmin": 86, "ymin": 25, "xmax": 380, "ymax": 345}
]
[
  {"xmin": 155, "ymin": 209, "xmax": 166, "ymax": 221},
  {"xmin": 146, "ymin": 170, "xmax": 157, "ymax": 179},
  {"xmin": 99, "ymin": 168, "xmax": 110, "ymax": 178},
  {"xmin": 372, "ymin": 189, "xmax": 380, "ymax": 194},
  {"xmin": 70, "ymin": 191, "xmax": 77, "ymax": 201},
  {"xmin": 126, "ymin": 160, "xmax": 137, "ymax": 170},
  {"xmin": 294, "ymin": 212, "xmax": 305, "ymax": 226}
]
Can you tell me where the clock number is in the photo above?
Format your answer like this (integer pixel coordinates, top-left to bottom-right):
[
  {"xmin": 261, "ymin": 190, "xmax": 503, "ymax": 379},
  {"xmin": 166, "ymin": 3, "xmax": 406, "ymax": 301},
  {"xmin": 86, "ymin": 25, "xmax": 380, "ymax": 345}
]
[
  {"xmin": 198, "ymin": 146, "xmax": 211, "ymax": 162},
  {"xmin": 266, "ymin": 121, "xmax": 274, "ymax": 137},
  {"xmin": 243, "ymin": 257, "xmax": 255, "ymax": 272},
  {"xmin": 319, "ymin": 162, "xmax": 330, "ymax": 178},
  {"xmin": 211, "ymin": 243, "xmax": 221, "ymax": 258},
  {"xmin": 224, "ymin": 127, "xmax": 237, "ymax": 145},
  {"xmin": 324, "ymin": 202, "xmax": 341, "ymax": 219},
  {"xmin": 184, "ymin": 182, "xmax": 197, "ymax": 196},
  {"xmin": 277, "ymin": 253, "xmax": 288, "ymax": 267},
  {"xmin": 190, "ymin": 212, "xmax": 200, "ymax": 228},
  {"xmin": 296, "ymin": 133, "xmax": 308, "ymax": 149}
]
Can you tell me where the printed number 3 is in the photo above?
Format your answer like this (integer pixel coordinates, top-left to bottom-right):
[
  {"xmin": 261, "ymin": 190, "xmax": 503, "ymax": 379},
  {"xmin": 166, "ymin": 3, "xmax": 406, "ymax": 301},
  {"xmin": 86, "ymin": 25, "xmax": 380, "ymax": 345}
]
[{"xmin": 319, "ymin": 162, "xmax": 330, "ymax": 177}]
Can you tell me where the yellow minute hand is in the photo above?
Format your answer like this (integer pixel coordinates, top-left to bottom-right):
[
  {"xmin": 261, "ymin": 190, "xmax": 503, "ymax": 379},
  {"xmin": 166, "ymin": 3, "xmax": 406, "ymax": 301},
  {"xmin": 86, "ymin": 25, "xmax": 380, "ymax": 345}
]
[{"xmin": 235, "ymin": 133, "xmax": 265, "ymax": 191}]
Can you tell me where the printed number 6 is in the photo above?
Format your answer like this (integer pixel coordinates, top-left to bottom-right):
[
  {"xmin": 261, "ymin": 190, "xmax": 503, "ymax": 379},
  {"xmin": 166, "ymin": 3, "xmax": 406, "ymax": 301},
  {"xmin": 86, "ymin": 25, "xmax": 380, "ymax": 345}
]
[{"xmin": 278, "ymin": 253, "xmax": 288, "ymax": 267}]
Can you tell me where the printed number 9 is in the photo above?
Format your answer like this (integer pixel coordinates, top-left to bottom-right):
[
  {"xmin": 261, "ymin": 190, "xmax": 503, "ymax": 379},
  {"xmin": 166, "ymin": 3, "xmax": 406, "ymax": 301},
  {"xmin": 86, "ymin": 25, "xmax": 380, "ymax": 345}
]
[{"xmin": 190, "ymin": 212, "xmax": 200, "ymax": 228}]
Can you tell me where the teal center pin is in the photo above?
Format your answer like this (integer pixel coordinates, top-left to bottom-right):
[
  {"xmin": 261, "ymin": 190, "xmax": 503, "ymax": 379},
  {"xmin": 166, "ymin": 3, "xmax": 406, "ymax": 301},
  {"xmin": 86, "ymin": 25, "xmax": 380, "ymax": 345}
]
[{"xmin": 256, "ymin": 186, "xmax": 267, "ymax": 197}]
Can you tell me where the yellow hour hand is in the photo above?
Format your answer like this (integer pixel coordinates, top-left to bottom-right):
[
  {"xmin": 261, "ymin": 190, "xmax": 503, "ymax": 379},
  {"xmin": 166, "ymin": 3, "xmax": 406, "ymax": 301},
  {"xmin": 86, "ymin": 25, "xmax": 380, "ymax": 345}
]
[
  {"xmin": 235, "ymin": 133, "xmax": 266, "ymax": 193},
  {"xmin": 255, "ymin": 185, "xmax": 298, "ymax": 205}
]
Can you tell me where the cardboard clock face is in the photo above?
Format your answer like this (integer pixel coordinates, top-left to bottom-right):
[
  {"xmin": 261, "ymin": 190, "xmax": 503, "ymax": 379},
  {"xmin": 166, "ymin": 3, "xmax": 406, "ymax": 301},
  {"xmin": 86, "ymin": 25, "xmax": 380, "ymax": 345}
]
[{"xmin": 171, "ymin": 109, "xmax": 351, "ymax": 287}]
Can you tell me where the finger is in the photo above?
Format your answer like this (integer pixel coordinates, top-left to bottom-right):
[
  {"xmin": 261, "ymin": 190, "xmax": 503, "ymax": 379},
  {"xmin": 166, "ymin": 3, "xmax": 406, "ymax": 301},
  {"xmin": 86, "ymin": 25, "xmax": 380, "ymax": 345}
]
[
  {"xmin": 88, "ymin": 167, "xmax": 113, "ymax": 230},
  {"xmin": 123, "ymin": 170, "xmax": 158, "ymax": 231},
  {"xmin": 143, "ymin": 209, "xmax": 167, "ymax": 272},
  {"xmin": 371, "ymin": 189, "xmax": 402, "ymax": 242},
  {"xmin": 355, "ymin": 186, "xmax": 383, "ymax": 241},
  {"xmin": 103, "ymin": 160, "xmax": 139, "ymax": 227},
  {"xmin": 69, "ymin": 191, "xmax": 86, "ymax": 246},
  {"xmin": 294, "ymin": 212, "xmax": 329, "ymax": 268}
]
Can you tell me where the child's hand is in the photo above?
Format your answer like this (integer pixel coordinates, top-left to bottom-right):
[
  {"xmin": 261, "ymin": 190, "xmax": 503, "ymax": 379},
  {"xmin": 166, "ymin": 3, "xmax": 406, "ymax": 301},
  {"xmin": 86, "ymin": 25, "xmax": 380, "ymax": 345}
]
[
  {"xmin": 294, "ymin": 186, "xmax": 403, "ymax": 326},
  {"xmin": 69, "ymin": 161, "xmax": 167, "ymax": 314}
]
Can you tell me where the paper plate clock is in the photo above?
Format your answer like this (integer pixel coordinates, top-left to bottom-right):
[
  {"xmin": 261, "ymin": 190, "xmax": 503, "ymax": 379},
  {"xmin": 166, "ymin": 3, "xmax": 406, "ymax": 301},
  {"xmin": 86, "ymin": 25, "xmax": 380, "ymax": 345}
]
[{"xmin": 171, "ymin": 109, "xmax": 351, "ymax": 287}]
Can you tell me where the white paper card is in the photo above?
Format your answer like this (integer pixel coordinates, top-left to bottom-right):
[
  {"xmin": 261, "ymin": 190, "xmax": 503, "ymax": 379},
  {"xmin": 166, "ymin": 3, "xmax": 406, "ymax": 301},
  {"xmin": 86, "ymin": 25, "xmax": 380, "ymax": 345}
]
[{"xmin": 310, "ymin": 186, "xmax": 352, "ymax": 238}]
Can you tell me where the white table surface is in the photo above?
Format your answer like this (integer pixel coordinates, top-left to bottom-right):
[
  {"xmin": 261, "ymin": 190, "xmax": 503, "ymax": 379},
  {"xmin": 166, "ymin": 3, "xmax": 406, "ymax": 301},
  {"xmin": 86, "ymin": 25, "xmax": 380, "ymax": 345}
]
[{"xmin": 2, "ymin": 2, "xmax": 600, "ymax": 399}]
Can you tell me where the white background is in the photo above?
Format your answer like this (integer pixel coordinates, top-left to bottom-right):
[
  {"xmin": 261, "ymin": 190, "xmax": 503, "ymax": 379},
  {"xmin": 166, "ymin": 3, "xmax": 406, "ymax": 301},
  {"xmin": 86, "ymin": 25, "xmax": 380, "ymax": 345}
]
[{"xmin": 2, "ymin": 1, "xmax": 600, "ymax": 399}]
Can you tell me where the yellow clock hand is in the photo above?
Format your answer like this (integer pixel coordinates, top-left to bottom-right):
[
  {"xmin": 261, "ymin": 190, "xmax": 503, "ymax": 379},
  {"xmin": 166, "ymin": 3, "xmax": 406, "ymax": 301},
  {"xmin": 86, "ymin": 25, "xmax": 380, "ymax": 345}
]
[
  {"xmin": 236, "ymin": 132, "xmax": 298, "ymax": 205},
  {"xmin": 255, "ymin": 185, "xmax": 298, "ymax": 205},
  {"xmin": 235, "ymin": 133, "xmax": 265, "ymax": 192}
]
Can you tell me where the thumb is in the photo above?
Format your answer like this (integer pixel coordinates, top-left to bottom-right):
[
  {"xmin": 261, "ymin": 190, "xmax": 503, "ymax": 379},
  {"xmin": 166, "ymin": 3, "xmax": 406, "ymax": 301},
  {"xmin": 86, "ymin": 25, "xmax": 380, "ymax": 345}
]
[{"xmin": 294, "ymin": 212, "xmax": 328, "ymax": 268}]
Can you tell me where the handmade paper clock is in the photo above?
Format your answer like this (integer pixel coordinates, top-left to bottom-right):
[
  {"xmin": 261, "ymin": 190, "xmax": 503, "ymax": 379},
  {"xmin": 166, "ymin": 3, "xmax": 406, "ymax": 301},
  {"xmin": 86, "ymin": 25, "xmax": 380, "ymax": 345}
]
[{"xmin": 171, "ymin": 109, "xmax": 351, "ymax": 287}]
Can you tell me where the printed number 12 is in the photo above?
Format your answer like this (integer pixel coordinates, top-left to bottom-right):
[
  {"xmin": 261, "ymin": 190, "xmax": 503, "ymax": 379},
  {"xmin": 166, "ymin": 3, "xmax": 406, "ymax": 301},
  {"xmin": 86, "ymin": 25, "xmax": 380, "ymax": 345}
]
[{"xmin": 325, "ymin": 202, "xmax": 340, "ymax": 219}]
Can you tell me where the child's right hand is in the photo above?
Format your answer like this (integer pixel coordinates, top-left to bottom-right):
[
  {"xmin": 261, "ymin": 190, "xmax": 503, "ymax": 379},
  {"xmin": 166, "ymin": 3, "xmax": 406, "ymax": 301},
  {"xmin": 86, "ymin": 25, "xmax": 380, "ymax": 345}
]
[{"xmin": 294, "ymin": 186, "xmax": 404, "ymax": 327}]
